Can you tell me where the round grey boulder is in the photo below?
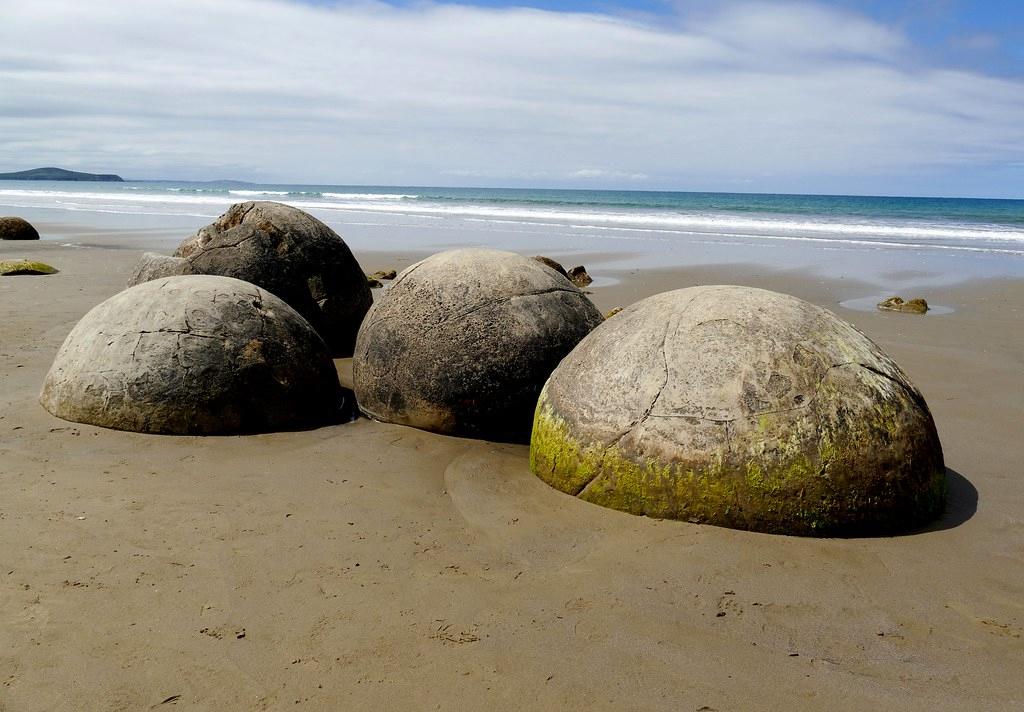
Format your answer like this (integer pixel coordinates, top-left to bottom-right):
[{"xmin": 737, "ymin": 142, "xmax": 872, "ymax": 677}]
[
  {"xmin": 127, "ymin": 202, "xmax": 372, "ymax": 356},
  {"xmin": 530, "ymin": 285, "xmax": 946, "ymax": 536},
  {"xmin": 353, "ymin": 248, "xmax": 604, "ymax": 441},
  {"xmin": 41, "ymin": 275, "xmax": 345, "ymax": 434},
  {"xmin": 0, "ymin": 216, "xmax": 40, "ymax": 240}
]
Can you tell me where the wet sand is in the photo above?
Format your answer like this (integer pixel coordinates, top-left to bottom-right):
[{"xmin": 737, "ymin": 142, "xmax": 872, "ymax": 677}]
[{"xmin": 1, "ymin": 236, "xmax": 1023, "ymax": 710}]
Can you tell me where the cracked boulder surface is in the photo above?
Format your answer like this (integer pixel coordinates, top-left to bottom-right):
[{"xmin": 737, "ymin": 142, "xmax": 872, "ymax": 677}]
[
  {"xmin": 0, "ymin": 216, "xmax": 40, "ymax": 240},
  {"xmin": 126, "ymin": 201, "xmax": 372, "ymax": 356},
  {"xmin": 40, "ymin": 275, "xmax": 345, "ymax": 435},
  {"xmin": 353, "ymin": 248, "xmax": 604, "ymax": 442},
  {"xmin": 530, "ymin": 285, "xmax": 946, "ymax": 536}
]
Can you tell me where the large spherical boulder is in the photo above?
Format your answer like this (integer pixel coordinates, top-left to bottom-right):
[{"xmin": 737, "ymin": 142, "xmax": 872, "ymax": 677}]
[
  {"xmin": 0, "ymin": 216, "xmax": 40, "ymax": 240},
  {"xmin": 530, "ymin": 285, "xmax": 945, "ymax": 536},
  {"xmin": 127, "ymin": 202, "xmax": 372, "ymax": 356},
  {"xmin": 40, "ymin": 275, "xmax": 345, "ymax": 435},
  {"xmin": 353, "ymin": 248, "xmax": 604, "ymax": 441}
]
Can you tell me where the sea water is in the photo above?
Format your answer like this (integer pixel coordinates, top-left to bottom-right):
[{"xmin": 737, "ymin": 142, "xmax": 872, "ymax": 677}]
[{"xmin": 2, "ymin": 180, "xmax": 1022, "ymax": 286}]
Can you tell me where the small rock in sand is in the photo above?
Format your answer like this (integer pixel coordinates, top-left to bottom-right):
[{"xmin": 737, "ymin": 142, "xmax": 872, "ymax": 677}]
[
  {"xmin": 567, "ymin": 265, "xmax": 593, "ymax": 288},
  {"xmin": 877, "ymin": 296, "xmax": 929, "ymax": 314},
  {"xmin": 0, "ymin": 259, "xmax": 58, "ymax": 275}
]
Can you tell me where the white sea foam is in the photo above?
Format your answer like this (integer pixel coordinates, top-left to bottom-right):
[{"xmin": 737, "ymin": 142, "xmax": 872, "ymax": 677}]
[
  {"xmin": 321, "ymin": 192, "xmax": 418, "ymax": 200},
  {"xmin": 2, "ymin": 187, "xmax": 1022, "ymax": 256},
  {"xmin": 228, "ymin": 189, "xmax": 290, "ymax": 196}
]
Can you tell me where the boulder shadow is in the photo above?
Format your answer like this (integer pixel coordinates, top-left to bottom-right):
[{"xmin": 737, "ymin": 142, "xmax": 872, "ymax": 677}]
[{"xmin": 914, "ymin": 468, "xmax": 978, "ymax": 534}]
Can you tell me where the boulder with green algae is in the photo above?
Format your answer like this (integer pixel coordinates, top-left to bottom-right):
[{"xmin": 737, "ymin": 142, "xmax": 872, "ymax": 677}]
[
  {"xmin": 40, "ymin": 275, "xmax": 345, "ymax": 435},
  {"xmin": 878, "ymin": 296, "xmax": 929, "ymax": 314},
  {"xmin": 0, "ymin": 259, "xmax": 57, "ymax": 275},
  {"xmin": 353, "ymin": 248, "xmax": 604, "ymax": 441},
  {"xmin": 127, "ymin": 202, "xmax": 372, "ymax": 356},
  {"xmin": 530, "ymin": 285, "xmax": 946, "ymax": 536}
]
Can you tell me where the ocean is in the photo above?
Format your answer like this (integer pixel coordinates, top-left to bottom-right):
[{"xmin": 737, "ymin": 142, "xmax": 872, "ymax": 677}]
[{"xmin": 3, "ymin": 180, "xmax": 1023, "ymax": 285}]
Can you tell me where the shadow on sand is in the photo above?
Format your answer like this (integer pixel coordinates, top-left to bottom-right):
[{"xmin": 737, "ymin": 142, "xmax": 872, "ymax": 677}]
[{"xmin": 916, "ymin": 468, "xmax": 978, "ymax": 534}]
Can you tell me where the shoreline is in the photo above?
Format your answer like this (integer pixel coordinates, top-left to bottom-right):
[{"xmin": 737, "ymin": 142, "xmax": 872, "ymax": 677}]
[
  {"xmin": 6, "ymin": 187, "xmax": 1024, "ymax": 288},
  {"xmin": 2, "ymin": 238, "xmax": 1023, "ymax": 709}
]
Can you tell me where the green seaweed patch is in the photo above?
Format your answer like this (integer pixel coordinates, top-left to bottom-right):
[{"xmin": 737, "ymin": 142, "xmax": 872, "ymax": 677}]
[
  {"xmin": 530, "ymin": 398, "xmax": 945, "ymax": 537},
  {"xmin": 0, "ymin": 259, "xmax": 58, "ymax": 276}
]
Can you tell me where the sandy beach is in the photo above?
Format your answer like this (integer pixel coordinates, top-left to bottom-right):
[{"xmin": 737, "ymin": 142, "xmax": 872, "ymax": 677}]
[{"xmin": 1, "ymin": 228, "xmax": 1022, "ymax": 710}]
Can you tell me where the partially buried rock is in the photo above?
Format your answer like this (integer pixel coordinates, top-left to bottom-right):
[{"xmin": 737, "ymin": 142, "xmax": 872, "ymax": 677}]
[
  {"xmin": 878, "ymin": 296, "xmax": 929, "ymax": 314},
  {"xmin": 531, "ymin": 285, "xmax": 946, "ymax": 536},
  {"xmin": 353, "ymin": 248, "xmax": 604, "ymax": 441},
  {"xmin": 0, "ymin": 259, "xmax": 57, "ymax": 275},
  {"xmin": 127, "ymin": 202, "xmax": 372, "ymax": 356},
  {"xmin": 567, "ymin": 265, "xmax": 592, "ymax": 288},
  {"xmin": 368, "ymin": 269, "xmax": 397, "ymax": 281},
  {"xmin": 129, "ymin": 252, "xmax": 190, "ymax": 283},
  {"xmin": 0, "ymin": 217, "xmax": 40, "ymax": 240},
  {"xmin": 40, "ymin": 275, "xmax": 345, "ymax": 435},
  {"xmin": 533, "ymin": 255, "xmax": 569, "ymax": 279}
]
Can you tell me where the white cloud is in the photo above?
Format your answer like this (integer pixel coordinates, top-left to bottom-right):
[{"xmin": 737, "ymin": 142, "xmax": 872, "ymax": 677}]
[
  {"xmin": 0, "ymin": 0, "xmax": 1022, "ymax": 194},
  {"xmin": 572, "ymin": 168, "xmax": 649, "ymax": 180}
]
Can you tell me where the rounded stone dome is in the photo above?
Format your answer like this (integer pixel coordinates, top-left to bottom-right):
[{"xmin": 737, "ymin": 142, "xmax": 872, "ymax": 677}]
[
  {"xmin": 353, "ymin": 248, "xmax": 604, "ymax": 441},
  {"xmin": 0, "ymin": 216, "xmax": 40, "ymax": 240},
  {"xmin": 530, "ymin": 285, "xmax": 945, "ymax": 536},
  {"xmin": 41, "ymin": 275, "xmax": 344, "ymax": 434},
  {"xmin": 127, "ymin": 201, "xmax": 372, "ymax": 356}
]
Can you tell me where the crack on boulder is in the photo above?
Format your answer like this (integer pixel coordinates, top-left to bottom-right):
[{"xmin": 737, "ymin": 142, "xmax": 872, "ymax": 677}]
[
  {"xmin": 572, "ymin": 298, "xmax": 696, "ymax": 498},
  {"xmin": 251, "ymin": 290, "xmax": 269, "ymax": 339},
  {"xmin": 186, "ymin": 232, "xmax": 260, "ymax": 259},
  {"xmin": 856, "ymin": 362, "xmax": 925, "ymax": 410},
  {"xmin": 136, "ymin": 329, "xmax": 220, "ymax": 340},
  {"xmin": 386, "ymin": 260, "xmax": 426, "ymax": 290},
  {"xmin": 130, "ymin": 334, "xmax": 144, "ymax": 363},
  {"xmin": 692, "ymin": 317, "xmax": 748, "ymax": 331}
]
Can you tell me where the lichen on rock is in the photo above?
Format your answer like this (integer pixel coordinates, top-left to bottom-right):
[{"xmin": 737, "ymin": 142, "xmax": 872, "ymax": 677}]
[
  {"xmin": 878, "ymin": 296, "xmax": 929, "ymax": 314},
  {"xmin": 530, "ymin": 285, "xmax": 946, "ymax": 536},
  {"xmin": 0, "ymin": 259, "xmax": 57, "ymax": 275}
]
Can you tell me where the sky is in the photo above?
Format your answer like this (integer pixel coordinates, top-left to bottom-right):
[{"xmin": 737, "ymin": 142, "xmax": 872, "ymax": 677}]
[{"xmin": 1, "ymin": 0, "xmax": 1023, "ymax": 197}]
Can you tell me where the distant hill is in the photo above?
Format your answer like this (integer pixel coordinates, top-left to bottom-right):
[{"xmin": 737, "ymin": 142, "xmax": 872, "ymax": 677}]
[{"xmin": 0, "ymin": 167, "xmax": 124, "ymax": 182}]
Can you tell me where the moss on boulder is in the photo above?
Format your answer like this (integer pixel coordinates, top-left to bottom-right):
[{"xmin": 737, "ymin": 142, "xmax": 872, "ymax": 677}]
[
  {"xmin": 878, "ymin": 296, "xmax": 929, "ymax": 314},
  {"xmin": 530, "ymin": 285, "xmax": 946, "ymax": 536},
  {"xmin": 0, "ymin": 259, "xmax": 57, "ymax": 275}
]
